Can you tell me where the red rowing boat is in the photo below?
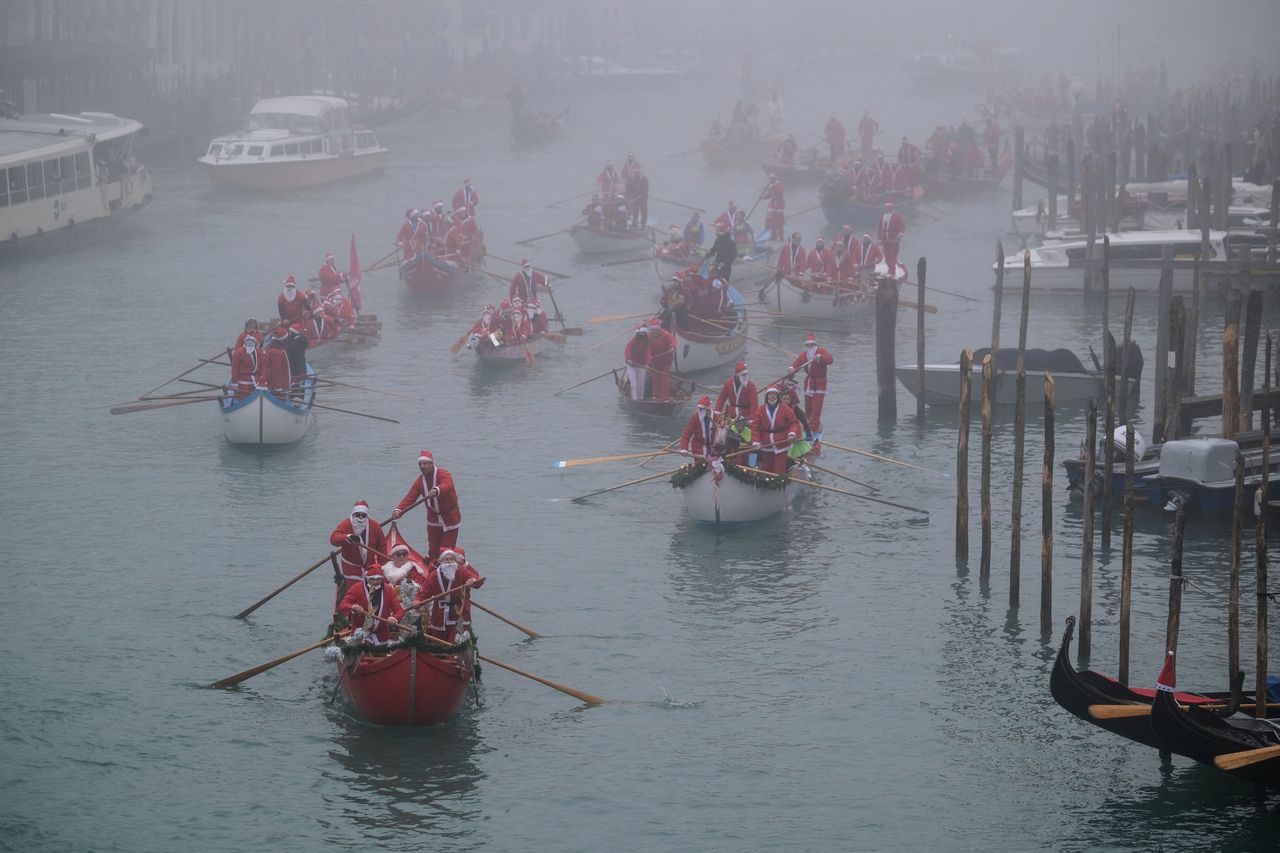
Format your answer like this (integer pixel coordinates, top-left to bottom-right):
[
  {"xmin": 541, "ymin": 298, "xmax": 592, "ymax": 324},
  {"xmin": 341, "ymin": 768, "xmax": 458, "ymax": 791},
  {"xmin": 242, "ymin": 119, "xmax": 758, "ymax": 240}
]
[{"xmin": 336, "ymin": 640, "xmax": 476, "ymax": 726}]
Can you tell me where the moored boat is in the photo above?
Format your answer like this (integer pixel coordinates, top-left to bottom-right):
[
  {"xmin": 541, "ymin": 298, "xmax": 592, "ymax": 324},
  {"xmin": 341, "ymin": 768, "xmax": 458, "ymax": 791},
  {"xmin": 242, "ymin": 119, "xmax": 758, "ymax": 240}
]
[
  {"xmin": 198, "ymin": 96, "xmax": 387, "ymax": 190},
  {"xmin": 569, "ymin": 223, "xmax": 655, "ymax": 255},
  {"xmin": 219, "ymin": 365, "xmax": 316, "ymax": 445},
  {"xmin": 919, "ymin": 149, "xmax": 1012, "ymax": 199},
  {"xmin": 897, "ymin": 344, "xmax": 1141, "ymax": 410},
  {"xmin": 1149, "ymin": 675, "xmax": 1280, "ymax": 788},
  {"xmin": 673, "ymin": 459, "xmax": 810, "ymax": 524},
  {"xmin": 335, "ymin": 636, "xmax": 477, "ymax": 726}
]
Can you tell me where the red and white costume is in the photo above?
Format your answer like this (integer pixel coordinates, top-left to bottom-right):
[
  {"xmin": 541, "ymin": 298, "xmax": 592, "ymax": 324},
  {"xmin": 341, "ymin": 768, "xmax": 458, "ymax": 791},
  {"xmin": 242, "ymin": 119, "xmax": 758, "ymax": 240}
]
[
  {"xmin": 877, "ymin": 205, "xmax": 906, "ymax": 273},
  {"xmin": 750, "ymin": 390, "xmax": 799, "ymax": 474},
  {"xmin": 262, "ymin": 330, "xmax": 292, "ymax": 393},
  {"xmin": 645, "ymin": 321, "xmax": 677, "ymax": 399},
  {"xmin": 415, "ymin": 550, "xmax": 484, "ymax": 643},
  {"xmin": 395, "ymin": 451, "xmax": 462, "ymax": 559},
  {"xmin": 712, "ymin": 203, "xmax": 738, "ymax": 233},
  {"xmin": 317, "ymin": 254, "xmax": 343, "ymax": 297},
  {"xmin": 277, "ymin": 277, "xmax": 307, "ymax": 324},
  {"xmin": 762, "ymin": 176, "xmax": 785, "ymax": 241},
  {"xmin": 680, "ymin": 398, "xmax": 717, "ymax": 457},
  {"xmin": 339, "ymin": 566, "xmax": 403, "ymax": 645},
  {"xmin": 808, "ymin": 244, "xmax": 833, "ymax": 279},
  {"xmin": 509, "ymin": 264, "xmax": 548, "ymax": 304},
  {"xmin": 776, "ymin": 240, "xmax": 808, "ymax": 278},
  {"xmin": 858, "ymin": 114, "xmax": 879, "ymax": 154},
  {"xmin": 789, "ymin": 335, "xmax": 835, "ymax": 434},
  {"xmin": 597, "ymin": 163, "xmax": 620, "ymax": 194},
  {"xmin": 623, "ymin": 331, "xmax": 650, "ymax": 400},
  {"xmin": 715, "ymin": 363, "xmax": 758, "ymax": 419},
  {"xmin": 451, "ymin": 179, "xmax": 478, "ymax": 213},
  {"xmin": 395, "ymin": 210, "xmax": 417, "ymax": 256},
  {"xmin": 854, "ymin": 237, "xmax": 884, "ymax": 281},
  {"xmin": 230, "ymin": 335, "xmax": 261, "ymax": 399},
  {"xmin": 329, "ymin": 501, "xmax": 388, "ymax": 587},
  {"xmin": 620, "ymin": 154, "xmax": 641, "ymax": 184}
]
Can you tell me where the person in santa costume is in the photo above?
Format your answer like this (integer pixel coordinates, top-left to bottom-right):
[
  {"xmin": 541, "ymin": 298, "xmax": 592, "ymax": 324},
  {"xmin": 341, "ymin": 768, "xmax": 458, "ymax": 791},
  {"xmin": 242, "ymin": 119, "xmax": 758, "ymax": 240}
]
[
  {"xmin": 382, "ymin": 541, "xmax": 428, "ymax": 614},
  {"xmin": 877, "ymin": 201, "xmax": 906, "ymax": 275},
  {"xmin": 855, "ymin": 233, "xmax": 884, "ymax": 284},
  {"xmin": 680, "ymin": 396, "xmax": 718, "ymax": 459},
  {"xmin": 597, "ymin": 161, "xmax": 619, "ymax": 194},
  {"xmin": 715, "ymin": 361, "xmax": 757, "ymax": 420},
  {"xmin": 787, "ymin": 333, "xmax": 835, "ymax": 438},
  {"xmin": 750, "ymin": 386, "xmax": 799, "ymax": 475},
  {"xmin": 775, "ymin": 232, "xmax": 807, "ymax": 280},
  {"xmin": 645, "ymin": 318, "xmax": 677, "ymax": 399},
  {"xmin": 395, "ymin": 209, "xmax": 418, "ymax": 256},
  {"xmin": 451, "ymin": 177, "xmax": 478, "ymax": 214},
  {"xmin": 234, "ymin": 318, "xmax": 261, "ymax": 354},
  {"xmin": 761, "ymin": 173, "xmax": 785, "ymax": 241},
  {"xmin": 808, "ymin": 237, "xmax": 832, "ymax": 280},
  {"xmin": 509, "ymin": 258, "xmax": 550, "ymax": 305},
  {"xmin": 339, "ymin": 564, "xmax": 403, "ymax": 646},
  {"xmin": 392, "ymin": 451, "xmax": 461, "ymax": 559},
  {"xmin": 230, "ymin": 329, "xmax": 261, "ymax": 399},
  {"xmin": 317, "ymin": 252, "xmax": 344, "ymax": 298},
  {"xmin": 623, "ymin": 327, "xmax": 650, "ymax": 400},
  {"xmin": 329, "ymin": 501, "xmax": 388, "ymax": 587},
  {"xmin": 262, "ymin": 326, "xmax": 292, "ymax": 394},
  {"xmin": 277, "ymin": 276, "xmax": 307, "ymax": 324},
  {"xmin": 415, "ymin": 548, "xmax": 484, "ymax": 644}
]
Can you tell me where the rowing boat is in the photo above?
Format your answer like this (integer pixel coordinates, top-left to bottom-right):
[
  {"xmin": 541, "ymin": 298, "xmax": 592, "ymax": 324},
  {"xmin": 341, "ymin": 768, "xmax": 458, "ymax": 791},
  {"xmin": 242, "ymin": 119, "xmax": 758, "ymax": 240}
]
[
  {"xmin": 612, "ymin": 368, "xmax": 690, "ymax": 417},
  {"xmin": 219, "ymin": 364, "xmax": 316, "ymax": 445},
  {"xmin": 569, "ymin": 224, "xmax": 654, "ymax": 255},
  {"xmin": 672, "ymin": 286, "xmax": 747, "ymax": 373},
  {"xmin": 674, "ymin": 460, "xmax": 810, "ymax": 524},
  {"xmin": 758, "ymin": 264, "xmax": 906, "ymax": 322}
]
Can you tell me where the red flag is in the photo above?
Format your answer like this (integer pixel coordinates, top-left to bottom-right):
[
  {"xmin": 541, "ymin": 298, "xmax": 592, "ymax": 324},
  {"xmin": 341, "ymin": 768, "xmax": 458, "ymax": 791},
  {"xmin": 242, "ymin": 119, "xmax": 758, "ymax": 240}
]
[
  {"xmin": 347, "ymin": 233, "xmax": 363, "ymax": 312},
  {"xmin": 1155, "ymin": 650, "xmax": 1176, "ymax": 693}
]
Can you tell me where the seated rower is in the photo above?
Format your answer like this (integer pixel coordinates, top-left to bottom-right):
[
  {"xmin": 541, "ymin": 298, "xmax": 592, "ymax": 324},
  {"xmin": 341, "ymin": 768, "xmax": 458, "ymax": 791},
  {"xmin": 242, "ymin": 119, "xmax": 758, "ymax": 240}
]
[
  {"xmin": 262, "ymin": 326, "xmax": 293, "ymax": 395},
  {"xmin": 230, "ymin": 330, "xmax": 261, "ymax": 400},
  {"xmin": 278, "ymin": 277, "xmax": 307, "ymax": 324},
  {"xmin": 416, "ymin": 548, "xmax": 484, "ymax": 644},
  {"xmin": 679, "ymin": 396, "xmax": 717, "ymax": 460},
  {"xmin": 339, "ymin": 565, "xmax": 403, "ymax": 647},
  {"xmin": 383, "ymin": 542, "xmax": 428, "ymax": 614},
  {"xmin": 527, "ymin": 300, "xmax": 549, "ymax": 335},
  {"xmin": 583, "ymin": 194, "xmax": 604, "ymax": 229},
  {"xmin": 778, "ymin": 383, "xmax": 814, "ymax": 468}
]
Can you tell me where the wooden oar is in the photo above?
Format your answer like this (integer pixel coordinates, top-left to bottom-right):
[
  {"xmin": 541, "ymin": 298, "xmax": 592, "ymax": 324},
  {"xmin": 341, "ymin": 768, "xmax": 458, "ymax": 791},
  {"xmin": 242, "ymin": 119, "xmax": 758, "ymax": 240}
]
[
  {"xmin": 901, "ymin": 280, "xmax": 981, "ymax": 303},
  {"xmin": 138, "ymin": 385, "xmax": 227, "ymax": 401},
  {"xmin": 642, "ymin": 364, "xmax": 719, "ymax": 395},
  {"xmin": 545, "ymin": 189, "xmax": 596, "ymax": 209},
  {"xmin": 305, "ymin": 401, "xmax": 400, "ymax": 424},
  {"xmin": 649, "ymin": 195, "xmax": 705, "ymax": 213},
  {"xmin": 477, "ymin": 654, "xmax": 605, "ymax": 704},
  {"xmin": 310, "ymin": 377, "xmax": 412, "ymax": 398},
  {"xmin": 821, "ymin": 440, "xmax": 950, "ymax": 478},
  {"xmin": 636, "ymin": 438, "xmax": 681, "ymax": 468},
  {"xmin": 601, "ymin": 255, "xmax": 654, "ymax": 267},
  {"xmin": 589, "ymin": 311, "xmax": 653, "ymax": 324},
  {"xmin": 523, "ymin": 344, "xmax": 536, "ymax": 366},
  {"xmin": 553, "ymin": 448, "xmax": 680, "ymax": 468},
  {"xmin": 449, "ymin": 330, "xmax": 473, "ymax": 355},
  {"xmin": 139, "ymin": 348, "xmax": 229, "ymax": 398},
  {"xmin": 471, "ymin": 601, "xmax": 542, "ymax": 639},
  {"xmin": 734, "ymin": 465, "xmax": 930, "ymax": 514},
  {"xmin": 1214, "ymin": 743, "xmax": 1280, "ymax": 771},
  {"xmin": 514, "ymin": 220, "xmax": 581, "ymax": 247},
  {"xmin": 1089, "ymin": 701, "xmax": 1280, "ymax": 720},
  {"xmin": 559, "ymin": 466, "xmax": 684, "ymax": 502},
  {"xmin": 789, "ymin": 201, "xmax": 823, "ymax": 218},
  {"xmin": 806, "ymin": 461, "xmax": 881, "ymax": 493},
  {"xmin": 233, "ymin": 496, "xmax": 425, "ymax": 620},
  {"xmin": 211, "ymin": 631, "xmax": 351, "ymax": 688},
  {"xmin": 553, "ymin": 369, "xmax": 617, "ymax": 397},
  {"xmin": 110, "ymin": 396, "xmax": 222, "ymax": 415},
  {"xmin": 484, "ymin": 251, "xmax": 572, "ymax": 280},
  {"xmin": 587, "ymin": 325, "xmax": 644, "ymax": 353}
]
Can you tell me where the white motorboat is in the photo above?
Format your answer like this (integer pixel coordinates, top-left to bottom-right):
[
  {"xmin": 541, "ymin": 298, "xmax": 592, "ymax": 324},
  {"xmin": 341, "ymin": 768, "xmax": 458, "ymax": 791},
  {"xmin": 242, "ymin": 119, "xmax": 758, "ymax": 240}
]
[
  {"xmin": 198, "ymin": 96, "xmax": 387, "ymax": 190},
  {"xmin": 999, "ymin": 230, "xmax": 1266, "ymax": 293},
  {"xmin": 0, "ymin": 110, "xmax": 152, "ymax": 256},
  {"xmin": 897, "ymin": 345, "xmax": 1142, "ymax": 409},
  {"xmin": 677, "ymin": 462, "xmax": 810, "ymax": 524},
  {"xmin": 219, "ymin": 367, "xmax": 316, "ymax": 445}
]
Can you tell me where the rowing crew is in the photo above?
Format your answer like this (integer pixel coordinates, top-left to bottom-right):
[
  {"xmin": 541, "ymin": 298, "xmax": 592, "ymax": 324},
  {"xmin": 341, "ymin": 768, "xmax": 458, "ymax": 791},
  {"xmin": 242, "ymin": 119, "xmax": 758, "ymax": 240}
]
[
  {"xmin": 467, "ymin": 298, "xmax": 550, "ymax": 350},
  {"xmin": 678, "ymin": 383, "xmax": 815, "ymax": 476},
  {"xmin": 230, "ymin": 318, "xmax": 310, "ymax": 398}
]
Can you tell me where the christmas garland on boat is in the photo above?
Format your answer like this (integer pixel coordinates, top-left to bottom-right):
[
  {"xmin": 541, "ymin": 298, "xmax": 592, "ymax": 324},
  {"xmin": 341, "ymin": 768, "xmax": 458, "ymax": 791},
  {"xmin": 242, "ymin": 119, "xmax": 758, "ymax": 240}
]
[
  {"xmin": 327, "ymin": 618, "xmax": 474, "ymax": 660},
  {"xmin": 668, "ymin": 461, "xmax": 789, "ymax": 491}
]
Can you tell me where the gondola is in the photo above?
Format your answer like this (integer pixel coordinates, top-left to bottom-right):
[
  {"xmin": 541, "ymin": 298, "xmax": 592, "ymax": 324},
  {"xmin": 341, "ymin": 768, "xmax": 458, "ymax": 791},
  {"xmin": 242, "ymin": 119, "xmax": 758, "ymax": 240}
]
[
  {"xmin": 1149, "ymin": 669, "xmax": 1280, "ymax": 788},
  {"xmin": 1049, "ymin": 617, "xmax": 1231, "ymax": 749}
]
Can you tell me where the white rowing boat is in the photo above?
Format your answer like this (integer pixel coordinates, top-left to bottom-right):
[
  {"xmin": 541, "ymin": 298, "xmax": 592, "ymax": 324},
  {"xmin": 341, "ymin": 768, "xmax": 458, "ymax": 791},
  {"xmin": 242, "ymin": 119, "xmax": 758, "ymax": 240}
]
[
  {"xmin": 219, "ymin": 366, "xmax": 316, "ymax": 445},
  {"xmin": 672, "ymin": 286, "xmax": 747, "ymax": 373},
  {"xmin": 676, "ymin": 462, "xmax": 810, "ymax": 524},
  {"xmin": 760, "ymin": 262, "xmax": 907, "ymax": 321},
  {"xmin": 569, "ymin": 224, "xmax": 655, "ymax": 254}
]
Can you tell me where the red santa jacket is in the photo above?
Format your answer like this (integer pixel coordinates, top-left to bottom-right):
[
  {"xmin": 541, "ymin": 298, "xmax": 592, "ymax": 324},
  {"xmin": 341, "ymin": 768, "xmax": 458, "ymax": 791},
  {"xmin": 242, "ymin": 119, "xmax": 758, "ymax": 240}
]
[
  {"xmin": 318, "ymin": 261, "xmax": 343, "ymax": 296},
  {"xmin": 716, "ymin": 375, "xmax": 758, "ymax": 419},
  {"xmin": 416, "ymin": 563, "xmax": 484, "ymax": 639},
  {"xmin": 751, "ymin": 401, "xmax": 800, "ymax": 454},
  {"xmin": 764, "ymin": 179, "xmax": 785, "ymax": 210},
  {"xmin": 262, "ymin": 346, "xmax": 291, "ymax": 393},
  {"xmin": 277, "ymin": 292, "xmax": 307, "ymax": 324},
  {"xmin": 680, "ymin": 409, "xmax": 717, "ymax": 456},
  {"xmin": 230, "ymin": 343, "xmax": 260, "ymax": 392},
  {"xmin": 396, "ymin": 216, "xmax": 415, "ymax": 252},
  {"xmin": 877, "ymin": 210, "xmax": 906, "ymax": 244},
  {"xmin": 597, "ymin": 166, "xmax": 619, "ymax": 193},
  {"xmin": 623, "ymin": 334, "xmax": 650, "ymax": 367},
  {"xmin": 855, "ymin": 240, "xmax": 884, "ymax": 271},
  {"xmin": 339, "ymin": 579, "xmax": 404, "ymax": 644},
  {"xmin": 397, "ymin": 468, "xmax": 461, "ymax": 530},
  {"xmin": 509, "ymin": 269, "xmax": 547, "ymax": 304},
  {"xmin": 808, "ymin": 247, "xmax": 833, "ymax": 278},
  {"xmin": 790, "ymin": 347, "xmax": 835, "ymax": 393},
  {"xmin": 831, "ymin": 250, "xmax": 856, "ymax": 283},
  {"xmin": 646, "ymin": 329, "xmax": 676, "ymax": 372},
  {"xmin": 452, "ymin": 184, "xmax": 478, "ymax": 212},
  {"xmin": 330, "ymin": 519, "xmax": 388, "ymax": 584},
  {"xmin": 776, "ymin": 242, "xmax": 808, "ymax": 277},
  {"xmin": 713, "ymin": 207, "xmax": 738, "ymax": 232}
]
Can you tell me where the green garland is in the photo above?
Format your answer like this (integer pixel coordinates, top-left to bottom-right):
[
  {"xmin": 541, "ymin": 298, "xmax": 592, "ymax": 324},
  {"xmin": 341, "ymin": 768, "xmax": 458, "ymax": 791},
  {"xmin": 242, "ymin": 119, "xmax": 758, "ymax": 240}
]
[
  {"xmin": 328, "ymin": 618, "xmax": 475, "ymax": 660},
  {"xmin": 668, "ymin": 461, "xmax": 790, "ymax": 491}
]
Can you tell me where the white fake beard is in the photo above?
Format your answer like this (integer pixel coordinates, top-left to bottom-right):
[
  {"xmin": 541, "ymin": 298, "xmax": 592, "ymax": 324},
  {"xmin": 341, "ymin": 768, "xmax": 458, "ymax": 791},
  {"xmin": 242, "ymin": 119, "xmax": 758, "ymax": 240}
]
[
  {"xmin": 384, "ymin": 560, "xmax": 413, "ymax": 584},
  {"xmin": 283, "ymin": 289, "xmax": 297, "ymax": 302},
  {"xmin": 350, "ymin": 516, "xmax": 368, "ymax": 535},
  {"xmin": 440, "ymin": 563, "xmax": 459, "ymax": 584}
]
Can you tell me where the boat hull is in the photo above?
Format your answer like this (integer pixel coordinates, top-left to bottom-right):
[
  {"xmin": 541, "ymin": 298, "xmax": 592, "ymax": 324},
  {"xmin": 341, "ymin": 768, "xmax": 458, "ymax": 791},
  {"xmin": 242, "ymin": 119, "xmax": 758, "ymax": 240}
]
[
  {"xmin": 701, "ymin": 138, "xmax": 782, "ymax": 169},
  {"xmin": 821, "ymin": 194, "xmax": 918, "ymax": 229},
  {"xmin": 202, "ymin": 150, "xmax": 388, "ymax": 190},
  {"xmin": 569, "ymin": 224, "xmax": 654, "ymax": 255},
  {"xmin": 760, "ymin": 162, "xmax": 831, "ymax": 186},
  {"xmin": 401, "ymin": 254, "xmax": 472, "ymax": 295},
  {"xmin": 672, "ymin": 286, "xmax": 747, "ymax": 373},
  {"xmin": 339, "ymin": 643, "xmax": 476, "ymax": 726},
  {"xmin": 475, "ymin": 334, "xmax": 548, "ymax": 365},
  {"xmin": 679, "ymin": 464, "xmax": 809, "ymax": 524},
  {"xmin": 219, "ymin": 369, "xmax": 316, "ymax": 445},
  {"xmin": 895, "ymin": 364, "xmax": 1137, "ymax": 409},
  {"xmin": 1150, "ymin": 687, "xmax": 1280, "ymax": 787}
]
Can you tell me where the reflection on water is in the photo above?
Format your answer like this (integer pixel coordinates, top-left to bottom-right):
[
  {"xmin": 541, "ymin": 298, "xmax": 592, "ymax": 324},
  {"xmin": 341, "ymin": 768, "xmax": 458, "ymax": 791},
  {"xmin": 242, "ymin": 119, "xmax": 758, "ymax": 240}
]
[{"xmin": 322, "ymin": 687, "xmax": 489, "ymax": 850}]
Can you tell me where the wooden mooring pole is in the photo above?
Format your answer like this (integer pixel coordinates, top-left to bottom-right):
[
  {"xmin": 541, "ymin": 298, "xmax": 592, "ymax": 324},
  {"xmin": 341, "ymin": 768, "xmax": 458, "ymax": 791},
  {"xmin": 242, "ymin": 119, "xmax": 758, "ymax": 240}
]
[
  {"xmin": 1102, "ymin": 330, "xmax": 1116, "ymax": 551},
  {"xmin": 1186, "ymin": 162, "xmax": 1199, "ymax": 229},
  {"xmin": 1047, "ymin": 154, "xmax": 1059, "ymax": 231},
  {"xmin": 1268, "ymin": 177, "xmax": 1279, "ymax": 267},
  {"xmin": 1165, "ymin": 296, "xmax": 1186, "ymax": 441},
  {"xmin": 1240, "ymin": 289, "xmax": 1263, "ymax": 432},
  {"xmin": 1229, "ymin": 449, "xmax": 1243, "ymax": 701},
  {"xmin": 1223, "ymin": 289, "xmax": 1242, "ymax": 439},
  {"xmin": 1153, "ymin": 245, "xmax": 1173, "ymax": 442},
  {"xmin": 1013, "ymin": 126, "xmax": 1025, "ymax": 211},
  {"xmin": 980, "ymin": 354, "xmax": 994, "ymax": 582},
  {"xmin": 1079, "ymin": 398, "xmax": 1097, "ymax": 662},
  {"xmin": 1166, "ymin": 505, "xmax": 1186, "ymax": 656},
  {"xmin": 1119, "ymin": 419, "xmax": 1136, "ymax": 685},
  {"xmin": 1119, "ymin": 287, "xmax": 1136, "ymax": 416},
  {"xmin": 956, "ymin": 349, "xmax": 973, "ymax": 563},
  {"xmin": 875, "ymin": 276, "xmax": 899, "ymax": 421},
  {"xmin": 1186, "ymin": 247, "xmax": 1202, "ymax": 396},
  {"xmin": 916, "ymin": 258, "xmax": 927, "ymax": 421},
  {"xmin": 1257, "ymin": 334, "xmax": 1272, "ymax": 721},
  {"xmin": 1041, "ymin": 375, "xmax": 1055, "ymax": 637},
  {"xmin": 1010, "ymin": 252, "xmax": 1031, "ymax": 605}
]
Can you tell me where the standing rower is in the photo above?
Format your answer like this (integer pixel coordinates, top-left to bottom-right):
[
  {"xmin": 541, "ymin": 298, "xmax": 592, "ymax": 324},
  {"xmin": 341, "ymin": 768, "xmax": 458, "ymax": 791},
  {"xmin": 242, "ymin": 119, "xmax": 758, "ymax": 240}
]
[
  {"xmin": 750, "ymin": 387, "xmax": 799, "ymax": 474},
  {"xmin": 679, "ymin": 396, "xmax": 717, "ymax": 459},
  {"xmin": 392, "ymin": 451, "xmax": 462, "ymax": 559},
  {"xmin": 877, "ymin": 201, "xmax": 906, "ymax": 276},
  {"xmin": 623, "ymin": 327, "xmax": 650, "ymax": 400},
  {"xmin": 277, "ymin": 276, "xmax": 307, "ymax": 323},
  {"xmin": 787, "ymin": 333, "xmax": 834, "ymax": 439},
  {"xmin": 509, "ymin": 258, "xmax": 550, "ymax": 304},
  {"xmin": 762, "ymin": 173, "xmax": 786, "ymax": 242},
  {"xmin": 715, "ymin": 361, "xmax": 757, "ymax": 420},
  {"xmin": 318, "ymin": 252, "xmax": 343, "ymax": 298}
]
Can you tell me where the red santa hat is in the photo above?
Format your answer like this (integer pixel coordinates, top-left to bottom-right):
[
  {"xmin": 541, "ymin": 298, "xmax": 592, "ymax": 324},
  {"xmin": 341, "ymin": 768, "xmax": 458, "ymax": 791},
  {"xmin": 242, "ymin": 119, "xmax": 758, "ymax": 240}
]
[
  {"xmin": 763, "ymin": 386, "xmax": 780, "ymax": 398},
  {"xmin": 437, "ymin": 548, "xmax": 460, "ymax": 563},
  {"xmin": 883, "ymin": 201, "xmax": 895, "ymax": 209},
  {"xmin": 433, "ymin": 199, "xmax": 444, "ymax": 209},
  {"xmin": 364, "ymin": 564, "xmax": 385, "ymax": 579},
  {"xmin": 351, "ymin": 501, "xmax": 370, "ymax": 514},
  {"xmin": 389, "ymin": 542, "xmax": 410, "ymax": 556},
  {"xmin": 463, "ymin": 176, "xmax": 473, "ymax": 185},
  {"xmin": 1155, "ymin": 650, "xmax": 1176, "ymax": 692},
  {"xmin": 520, "ymin": 258, "xmax": 531, "ymax": 268},
  {"xmin": 417, "ymin": 450, "xmax": 434, "ymax": 463},
  {"xmin": 272, "ymin": 326, "xmax": 288, "ymax": 340},
  {"xmin": 735, "ymin": 362, "xmax": 748, "ymax": 374},
  {"xmin": 284, "ymin": 275, "xmax": 297, "ymax": 286},
  {"xmin": 325, "ymin": 251, "xmax": 336, "ymax": 261},
  {"xmin": 698, "ymin": 395, "xmax": 711, "ymax": 407},
  {"xmin": 805, "ymin": 334, "xmax": 818, "ymax": 346}
]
